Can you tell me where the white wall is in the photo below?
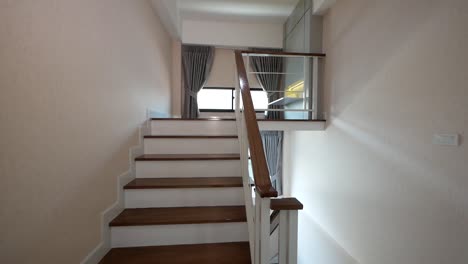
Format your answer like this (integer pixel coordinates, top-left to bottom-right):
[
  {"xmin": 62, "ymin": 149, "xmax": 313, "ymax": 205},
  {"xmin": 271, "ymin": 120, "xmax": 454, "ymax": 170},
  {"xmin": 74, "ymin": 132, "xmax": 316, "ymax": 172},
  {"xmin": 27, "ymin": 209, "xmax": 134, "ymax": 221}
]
[
  {"xmin": 0, "ymin": 1, "xmax": 172, "ymax": 263},
  {"xmin": 283, "ymin": 131, "xmax": 359, "ymax": 264},
  {"xmin": 151, "ymin": 0, "xmax": 181, "ymax": 39},
  {"xmin": 313, "ymin": 0, "xmax": 337, "ymax": 15},
  {"xmin": 172, "ymin": 40, "xmax": 182, "ymax": 117},
  {"xmin": 284, "ymin": 0, "xmax": 468, "ymax": 263},
  {"xmin": 182, "ymin": 18, "xmax": 284, "ymax": 48}
]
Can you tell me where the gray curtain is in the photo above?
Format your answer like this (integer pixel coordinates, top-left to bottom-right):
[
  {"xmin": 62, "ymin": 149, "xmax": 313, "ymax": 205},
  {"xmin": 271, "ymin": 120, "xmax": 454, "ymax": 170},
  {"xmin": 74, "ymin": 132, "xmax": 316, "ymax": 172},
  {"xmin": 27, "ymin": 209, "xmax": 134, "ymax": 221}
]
[
  {"xmin": 250, "ymin": 49, "xmax": 284, "ymax": 120},
  {"xmin": 261, "ymin": 131, "xmax": 283, "ymax": 195},
  {"xmin": 182, "ymin": 45, "xmax": 215, "ymax": 119}
]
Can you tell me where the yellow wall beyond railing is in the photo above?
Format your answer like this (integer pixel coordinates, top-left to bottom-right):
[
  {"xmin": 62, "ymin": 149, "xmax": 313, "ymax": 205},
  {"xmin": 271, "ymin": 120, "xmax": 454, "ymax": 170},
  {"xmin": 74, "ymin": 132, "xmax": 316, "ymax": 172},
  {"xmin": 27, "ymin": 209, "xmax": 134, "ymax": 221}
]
[{"xmin": 285, "ymin": 80, "xmax": 304, "ymax": 98}]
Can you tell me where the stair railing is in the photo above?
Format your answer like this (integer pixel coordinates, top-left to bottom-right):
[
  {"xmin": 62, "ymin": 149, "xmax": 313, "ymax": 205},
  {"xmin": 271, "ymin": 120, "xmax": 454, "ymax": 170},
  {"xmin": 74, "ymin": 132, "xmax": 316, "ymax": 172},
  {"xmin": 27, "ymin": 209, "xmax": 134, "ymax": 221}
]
[
  {"xmin": 234, "ymin": 50, "xmax": 321, "ymax": 264},
  {"xmin": 235, "ymin": 50, "xmax": 276, "ymax": 264},
  {"xmin": 240, "ymin": 50, "xmax": 326, "ymax": 120}
]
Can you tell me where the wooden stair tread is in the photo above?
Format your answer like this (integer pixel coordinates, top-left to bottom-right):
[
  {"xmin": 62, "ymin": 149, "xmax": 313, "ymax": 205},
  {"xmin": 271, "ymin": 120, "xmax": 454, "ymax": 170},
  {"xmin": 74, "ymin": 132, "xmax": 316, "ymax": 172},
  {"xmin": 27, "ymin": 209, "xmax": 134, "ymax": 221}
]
[
  {"xmin": 99, "ymin": 242, "xmax": 251, "ymax": 264},
  {"xmin": 151, "ymin": 118, "xmax": 236, "ymax": 121},
  {"xmin": 150, "ymin": 117, "xmax": 326, "ymax": 122},
  {"xmin": 144, "ymin": 135, "xmax": 238, "ymax": 139},
  {"xmin": 109, "ymin": 206, "xmax": 247, "ymax": 227},
  {"xmin": 135, "ymin": 154, "xmax": 240, "ymax": 161},
  {"xmin": 258, "ymin": 119, "xmax": 326, "ymax": 122},
  {"xmin": 124, "ymin": 177, "xmax": 243, "ymax": 189}
]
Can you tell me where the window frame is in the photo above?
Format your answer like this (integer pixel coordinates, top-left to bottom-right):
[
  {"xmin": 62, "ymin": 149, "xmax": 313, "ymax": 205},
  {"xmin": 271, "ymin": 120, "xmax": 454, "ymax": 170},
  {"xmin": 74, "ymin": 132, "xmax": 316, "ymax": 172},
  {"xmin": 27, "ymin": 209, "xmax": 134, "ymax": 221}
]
[{"xmin": 198, "ymin": 87, "xmax": 266, "ymax": 113}]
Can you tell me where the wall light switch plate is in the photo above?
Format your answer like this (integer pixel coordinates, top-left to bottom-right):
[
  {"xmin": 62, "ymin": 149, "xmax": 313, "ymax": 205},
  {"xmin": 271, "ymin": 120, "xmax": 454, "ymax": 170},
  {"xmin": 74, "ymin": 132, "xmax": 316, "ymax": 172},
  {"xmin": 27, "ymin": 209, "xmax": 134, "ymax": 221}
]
[{"xmin": 432, "ymin": 133, "xmax": 460, "ymax": 146}]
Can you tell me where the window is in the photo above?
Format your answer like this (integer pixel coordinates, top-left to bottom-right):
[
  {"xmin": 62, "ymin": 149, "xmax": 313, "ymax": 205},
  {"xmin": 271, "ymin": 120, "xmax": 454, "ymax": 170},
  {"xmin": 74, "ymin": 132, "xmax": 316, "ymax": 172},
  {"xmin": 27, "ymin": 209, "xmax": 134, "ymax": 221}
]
[{"xmin": 198, "ymin": 87, "xmax": 268, "ymax": 112}]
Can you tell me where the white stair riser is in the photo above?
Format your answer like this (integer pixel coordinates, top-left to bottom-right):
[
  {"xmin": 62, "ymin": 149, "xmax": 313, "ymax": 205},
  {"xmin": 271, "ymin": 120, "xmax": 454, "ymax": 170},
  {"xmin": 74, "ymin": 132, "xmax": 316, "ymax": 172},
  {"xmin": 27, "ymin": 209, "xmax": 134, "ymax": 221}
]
[
  {"xmin": 136, "ymin": 160, "xmax": 241, "ymax": 178},
  {"xmin": 151, "ymin": 120, "xmax": 237, "ymax": 136},
  {"xmin": 144, "ymin": 138, "xmax": 239, "ymax": 155},
  {"xmin": 125, "ymin": 188, "xmax": 244, "ymax": 208},
  {"xmin": 111, "ymin": 222, "xmax": 248, "ymax": 248}
]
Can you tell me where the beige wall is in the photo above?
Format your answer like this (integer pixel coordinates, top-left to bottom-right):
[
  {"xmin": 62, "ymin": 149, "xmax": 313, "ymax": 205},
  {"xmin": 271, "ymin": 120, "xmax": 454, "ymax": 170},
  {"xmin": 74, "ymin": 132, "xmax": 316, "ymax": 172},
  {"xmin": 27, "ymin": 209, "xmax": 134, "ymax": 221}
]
[
  {"xmin": 172, "ymin": 40, "xmax": 182, "ymax": 117},
  {"xmin": 205, "ymin": 48, "xmax": 262, "ymax": 88},
  {"xmin": 0, "ymin": 1, "xmax": 172, "ymax": 263},
  {"xmin": 284, "ymin": 0, "xmax": 468, "ymax": 263},
  {"xmin": 182, "ymin": 19, "xmax": 284, "ymax": 48}
]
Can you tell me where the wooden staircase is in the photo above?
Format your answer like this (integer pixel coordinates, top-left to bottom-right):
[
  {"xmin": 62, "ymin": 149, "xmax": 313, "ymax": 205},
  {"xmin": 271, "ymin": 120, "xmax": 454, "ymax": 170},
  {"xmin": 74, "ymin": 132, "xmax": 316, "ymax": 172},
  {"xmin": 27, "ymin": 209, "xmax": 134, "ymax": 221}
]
[
  {"xmin": 99, "ymin": 119, "xmax": 251, "ymax": 263},
  {"xmin": 98, "ymin": 49, "xmax": 324, "ymax": 264}
]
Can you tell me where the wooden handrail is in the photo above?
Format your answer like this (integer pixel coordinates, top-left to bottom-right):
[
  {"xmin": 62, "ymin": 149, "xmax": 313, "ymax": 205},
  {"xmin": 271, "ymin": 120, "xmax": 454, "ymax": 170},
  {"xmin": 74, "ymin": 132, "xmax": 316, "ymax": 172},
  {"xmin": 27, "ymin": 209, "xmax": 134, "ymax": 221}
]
[
  {"xmin": 240, "ymin": 50, "xmax": 326, "ymax": 58},
  {"xmin": 234, "ymin": 50, "xmax": 278, "ymax": 198},
  {"xmin": 270, "ymin": 198, "xmax": 304, "ymax": 211}
]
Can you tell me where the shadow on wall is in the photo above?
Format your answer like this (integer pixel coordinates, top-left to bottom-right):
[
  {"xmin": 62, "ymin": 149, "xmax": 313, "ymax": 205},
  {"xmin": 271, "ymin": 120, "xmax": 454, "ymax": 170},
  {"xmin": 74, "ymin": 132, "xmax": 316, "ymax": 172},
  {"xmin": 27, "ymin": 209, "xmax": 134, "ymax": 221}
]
[
  {"xmin": 297, "ymin": 210, "xmax": 358, "ymax": 264},
  {"xmin": 287, "ymin": 0, "xmax": 468, "ymax": 263}
]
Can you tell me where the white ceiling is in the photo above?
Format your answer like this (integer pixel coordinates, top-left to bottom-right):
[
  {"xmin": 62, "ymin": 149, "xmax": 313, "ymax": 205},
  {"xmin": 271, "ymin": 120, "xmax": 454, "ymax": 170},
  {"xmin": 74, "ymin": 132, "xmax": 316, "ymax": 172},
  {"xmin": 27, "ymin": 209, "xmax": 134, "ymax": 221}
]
[{"xmin": 179, "ymin": 0, "xmax": 300, "ymax": 23}]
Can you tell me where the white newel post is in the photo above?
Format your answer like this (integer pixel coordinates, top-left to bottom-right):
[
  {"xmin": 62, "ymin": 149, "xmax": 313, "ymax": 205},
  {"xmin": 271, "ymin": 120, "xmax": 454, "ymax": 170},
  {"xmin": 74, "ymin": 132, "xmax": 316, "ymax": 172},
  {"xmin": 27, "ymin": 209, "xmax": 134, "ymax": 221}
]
[
  {"xmin": 255, "ymin": 194, "xmax": 261, "ymax": 264},
  {"xmin": 277, "ymin": 210, "xmax": 299, "ymax": 264},
  {"xmin": 278, "ymin": 211, "xmax": 288, "ymax": 264},
  {"xmin": 287, "ymin": 210, "xmax": 299, "ymax": 264},
  {"xmin": 255, "ymin": 194, "xmax": 271, "ymax": 264}
]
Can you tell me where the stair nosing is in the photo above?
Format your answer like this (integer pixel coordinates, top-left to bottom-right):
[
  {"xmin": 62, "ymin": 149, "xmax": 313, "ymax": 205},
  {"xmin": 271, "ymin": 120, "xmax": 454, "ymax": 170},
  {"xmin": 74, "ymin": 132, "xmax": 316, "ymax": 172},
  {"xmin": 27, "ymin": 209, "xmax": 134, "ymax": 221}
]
[
  {"xmin": 151, "ymin": 118, "xmax": 236, "ymax": 121},
  {"xmin": 144, "ymin": 135, "xmax": 238, "ymax": 139},
  {"xmin": 124, "ymin": 177, "xmax": 244, "ymax": 190},
  {"xmin": 135, "ymin": 154, "xmax": 241, "ymax": 161}
]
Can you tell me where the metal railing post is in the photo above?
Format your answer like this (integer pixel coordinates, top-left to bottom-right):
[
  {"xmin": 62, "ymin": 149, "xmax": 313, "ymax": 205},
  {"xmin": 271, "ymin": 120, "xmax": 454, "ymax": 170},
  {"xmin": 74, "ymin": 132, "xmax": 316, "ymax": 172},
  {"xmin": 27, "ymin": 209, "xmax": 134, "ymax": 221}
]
[
  {"xmin": 312, "ymin": 57, "xmax": 319, "ymax": 120},
  {"xmin": 303, "ymin": 57, "xmax": 311, "ymax": 120}
]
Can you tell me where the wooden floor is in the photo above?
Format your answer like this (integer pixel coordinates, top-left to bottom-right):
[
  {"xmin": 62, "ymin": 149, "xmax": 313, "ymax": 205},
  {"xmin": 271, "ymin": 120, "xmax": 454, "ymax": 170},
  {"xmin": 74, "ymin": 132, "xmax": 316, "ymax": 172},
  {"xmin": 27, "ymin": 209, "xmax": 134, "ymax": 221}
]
[{"xmin": 99, "ymin": 242, "xmax": 251, "ymax": 264}]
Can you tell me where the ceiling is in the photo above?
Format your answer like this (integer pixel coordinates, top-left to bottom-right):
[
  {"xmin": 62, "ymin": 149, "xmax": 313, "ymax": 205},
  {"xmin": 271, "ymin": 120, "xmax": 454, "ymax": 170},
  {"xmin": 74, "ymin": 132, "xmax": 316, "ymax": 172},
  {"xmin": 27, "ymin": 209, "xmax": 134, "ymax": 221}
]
[{"xmin": 178, "ymin": 0, "xmax": 300, "ymax": 23}]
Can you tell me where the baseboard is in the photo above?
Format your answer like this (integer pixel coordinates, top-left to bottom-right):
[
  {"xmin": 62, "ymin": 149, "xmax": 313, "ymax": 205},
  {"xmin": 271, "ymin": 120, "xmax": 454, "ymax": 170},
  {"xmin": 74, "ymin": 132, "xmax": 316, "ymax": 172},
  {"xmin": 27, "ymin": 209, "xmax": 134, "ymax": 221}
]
[
  {"xmin": 80, "ymin": 170, "xmax": 133, "ymax": 264},
  {"xmin": 80, "ymin": 121, "xmax": 148, "ymax": 264}
]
